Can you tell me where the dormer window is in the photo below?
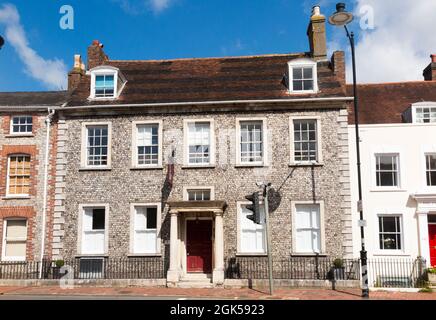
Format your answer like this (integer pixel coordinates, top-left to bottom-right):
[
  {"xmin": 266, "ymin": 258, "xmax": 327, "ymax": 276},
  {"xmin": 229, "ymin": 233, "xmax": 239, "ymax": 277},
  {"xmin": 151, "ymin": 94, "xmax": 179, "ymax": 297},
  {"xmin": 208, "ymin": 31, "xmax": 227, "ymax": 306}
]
[
  {"xmin": 89, "ymin": 66, "xmax": 126, "ymax": 100},
  {"xmin": 288, "ymin": 59, "xmax": 318, "ymax": 94},
  {"xmin": 407, "ymin": 102, "xmax": 436, "ymax": 123},
  {"xmin": 95, "ymin": 75, "xmax": 114, "ymax": 98},
  {"xmin": 415, "ymin": 106, "xmax": 436, "ymax": 123}
]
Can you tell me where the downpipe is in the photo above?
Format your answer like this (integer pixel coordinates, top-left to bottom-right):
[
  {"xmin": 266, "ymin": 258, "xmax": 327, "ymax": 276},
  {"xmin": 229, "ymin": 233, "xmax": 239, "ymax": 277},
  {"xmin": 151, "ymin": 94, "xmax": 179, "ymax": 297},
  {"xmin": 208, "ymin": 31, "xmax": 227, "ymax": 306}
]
[{"xmin": 39, "ymin": 108, "xmax": 55, "ymax": 279}]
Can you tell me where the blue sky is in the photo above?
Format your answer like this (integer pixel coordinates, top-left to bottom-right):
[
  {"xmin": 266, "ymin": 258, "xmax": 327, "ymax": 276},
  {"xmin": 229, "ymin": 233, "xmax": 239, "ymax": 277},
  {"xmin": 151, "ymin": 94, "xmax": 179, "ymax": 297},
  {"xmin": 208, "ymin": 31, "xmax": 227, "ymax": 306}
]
[{"xmin": 0, "ymin": 0, "xmax": 435, "ymax": 91}]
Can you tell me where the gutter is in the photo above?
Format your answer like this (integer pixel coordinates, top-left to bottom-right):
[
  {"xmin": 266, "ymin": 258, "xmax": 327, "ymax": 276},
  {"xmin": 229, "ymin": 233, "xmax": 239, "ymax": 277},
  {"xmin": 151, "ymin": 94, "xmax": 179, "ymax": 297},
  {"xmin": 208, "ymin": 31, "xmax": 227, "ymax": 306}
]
[
  {"xmin": 39, "ymin": 108, "xmax": 56, "ymax": 279},
  {"xmin": 0, "ymin": 106, "xmax": 62, "ymax": 112},
  {"xmin": 56, "ymin": 96, "xmax": 355, "ymax": 110}
]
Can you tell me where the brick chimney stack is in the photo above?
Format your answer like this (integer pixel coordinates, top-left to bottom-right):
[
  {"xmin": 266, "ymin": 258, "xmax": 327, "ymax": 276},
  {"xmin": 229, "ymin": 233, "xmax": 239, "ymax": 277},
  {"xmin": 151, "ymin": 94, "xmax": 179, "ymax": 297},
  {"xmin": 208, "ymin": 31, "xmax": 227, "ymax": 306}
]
[
  {"xmin": 87, "ymin": 40, "xmax": 109, "ymax": 70},
  {"xmin": 423, "ymin": 54, "xmax": 436, "ymax": 81},
  {"xmin": 307, "ymin": 5, "xmax": 327, "ymax": 61},
  {"xmin": 67, "ymin": 54, "xmax": 85, "ymax": 92},
  {"xmin": 331, "ymin": 50, "xmax": 346, "ymax": 87}
]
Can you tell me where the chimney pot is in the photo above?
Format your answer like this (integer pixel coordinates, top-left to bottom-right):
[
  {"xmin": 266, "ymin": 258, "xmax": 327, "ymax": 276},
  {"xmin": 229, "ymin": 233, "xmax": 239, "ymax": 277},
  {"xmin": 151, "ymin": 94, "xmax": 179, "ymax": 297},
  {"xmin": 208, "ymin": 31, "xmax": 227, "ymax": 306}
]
[
  {"xmin": 307, "ymin": 6, "xmax": 327, "ymax": 61},
  {"xmin": 312, "ymin": 6, "xmax": 321, "ymax": 17},
  {"xmin": 68, "ymin": 54, "xmax": 85, "ymax": 91}
]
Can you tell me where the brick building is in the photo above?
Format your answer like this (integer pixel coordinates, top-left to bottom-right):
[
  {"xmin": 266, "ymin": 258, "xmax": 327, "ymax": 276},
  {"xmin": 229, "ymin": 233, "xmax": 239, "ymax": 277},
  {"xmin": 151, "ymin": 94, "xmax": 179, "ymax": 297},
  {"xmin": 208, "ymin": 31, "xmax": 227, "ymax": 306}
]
[
  {"xmin": 48, "ymin": 6, "xmax": 354, "ymax": 287},
  {"xmin": 0, "ymin": 92, "xmax": 66, "ymax": 264}
]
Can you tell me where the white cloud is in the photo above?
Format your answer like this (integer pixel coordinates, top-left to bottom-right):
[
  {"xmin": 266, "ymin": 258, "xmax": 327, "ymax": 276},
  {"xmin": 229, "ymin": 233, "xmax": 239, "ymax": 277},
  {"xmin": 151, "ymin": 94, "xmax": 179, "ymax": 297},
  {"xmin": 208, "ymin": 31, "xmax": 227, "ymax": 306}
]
[
  {"xmin": 220, "ymin": 39, "xmax": 245, "ymax": 56},
  {"xmin": 149, "ymin": 0, "xmax": 171, "ymax": 13},
  {"xmin": 346, "ymin": 0, "xmax": 436, "ymax": 83},
  {"xmin": 0, "ymin": 4, "xmax": 67, "ymax": 90},
  {"xmin": 113, "ymin": 0, "xmax": 173, "ymax": 14}
]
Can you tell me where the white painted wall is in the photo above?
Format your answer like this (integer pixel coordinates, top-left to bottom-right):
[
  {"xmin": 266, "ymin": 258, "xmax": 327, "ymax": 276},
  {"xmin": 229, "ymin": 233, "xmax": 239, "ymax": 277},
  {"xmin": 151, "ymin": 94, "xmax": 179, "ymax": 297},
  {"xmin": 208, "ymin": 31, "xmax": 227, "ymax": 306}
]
[{"xmin": 349, "ymin": 123, "xmax": 436, "ymax": 262}]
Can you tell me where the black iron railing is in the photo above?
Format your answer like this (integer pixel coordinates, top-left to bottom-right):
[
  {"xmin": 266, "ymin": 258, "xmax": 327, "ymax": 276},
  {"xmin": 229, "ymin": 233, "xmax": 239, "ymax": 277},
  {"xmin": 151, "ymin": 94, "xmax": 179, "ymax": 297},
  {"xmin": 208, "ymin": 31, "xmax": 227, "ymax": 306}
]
[
  {"xmin": 367, "ymin": 257, "xmax": 427, "ymax": 288},
  {"xmin": 0, "ymin": 256, "xmax": 427, "ymax": 288},
  {"xmin": 0, "ymin": 257, "xmax": 166, "ymax": 280},
  {"xmin": 224, "ymin": 256, "xmax": 360, "ymax": 280}
]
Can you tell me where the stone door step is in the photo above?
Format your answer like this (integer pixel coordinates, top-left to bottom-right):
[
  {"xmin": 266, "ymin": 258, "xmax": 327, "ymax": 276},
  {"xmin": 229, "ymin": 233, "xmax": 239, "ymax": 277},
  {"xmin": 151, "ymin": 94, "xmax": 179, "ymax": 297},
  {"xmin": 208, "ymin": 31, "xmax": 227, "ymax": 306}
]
[
  {"xmin": 177, "ymin": 282, "xmax": 215, "ymax": 289},
  {"xmin": 181, "ymin": 273, "xmax": 212, "ymax": 282}
]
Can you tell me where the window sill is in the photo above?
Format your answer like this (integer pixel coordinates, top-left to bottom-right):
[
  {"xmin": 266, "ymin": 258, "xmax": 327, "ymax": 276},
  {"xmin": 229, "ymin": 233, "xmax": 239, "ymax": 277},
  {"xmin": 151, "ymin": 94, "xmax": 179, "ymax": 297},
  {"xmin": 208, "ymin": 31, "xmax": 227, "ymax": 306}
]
[
  {"xmin": 127, "ymin": 253, "xmax": 162, "ymax": 257},
  {"xmin": 182, "ymin": 165, "xmax": 215, "ymax": 169},
  {"xmin": 75, "ymin": 254, "xmax": 109, "ymax": 258},
  {"xmin": 291, "ymin": 253, "xmax": 328, "ymax": 257},
  {"xmin": 130, "ymin": 166, "xmax": 163, "ymax": 171},
  {"xmin": 87, "ymin": 97, "xmax": 118, "ymax": 101},
  {"xmin": 5, "ymin": 134, "xmax": 35, "ymax": 138},
  {"xmin": 234, "ymin": 164, "xmax": 268, "ymax": 168},
  {"xmin": 1, "ymin": 259, "xmax": 26, "ymax": 263},
  {"xmin": 289, "ymin": 162, "xmax": 324, "ymax": 167},
  {"xmin": 372, "ymin": 252, "xmax": 409, "ymax": 257},
  {"xmin": 370, "ymin": 188, "xmax": 407, "ymax": 193},
  {"xmin": 79, "ymin": 167, "xmax": 112, "ymax": 172},
  {"xmin": 235, "ymin": 253, "xmax": 268, "ymax": 257},
  {"xmin": 2, "ymin": 196, "xmax": 31, "ymax": 200},
  {"xmin": 288, "ymin": 90, "xmax": 319, "ymax": 95}
]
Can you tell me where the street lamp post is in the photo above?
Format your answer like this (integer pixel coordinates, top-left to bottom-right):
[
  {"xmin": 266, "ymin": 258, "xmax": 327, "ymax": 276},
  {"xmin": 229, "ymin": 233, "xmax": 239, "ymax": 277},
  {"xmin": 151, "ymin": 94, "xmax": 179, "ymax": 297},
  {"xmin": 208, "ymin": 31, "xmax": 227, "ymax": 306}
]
[{"xmin": 328, "ymin": 3, "xmax": 369, "ymax": 298}]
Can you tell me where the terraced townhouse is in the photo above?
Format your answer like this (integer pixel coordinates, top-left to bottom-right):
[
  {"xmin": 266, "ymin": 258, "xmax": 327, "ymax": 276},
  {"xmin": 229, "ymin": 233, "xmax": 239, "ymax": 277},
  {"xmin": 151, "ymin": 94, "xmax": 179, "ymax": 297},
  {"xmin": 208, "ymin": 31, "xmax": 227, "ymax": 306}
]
[
  {"xmin": 0, "ymin": 91, "xmax": 67, "ymax": 267},
  {"xmin": 348, "ymin": 55, "xmax": 436, "ymax": 287},
  {"xmin": 49, "ymin": 6, "xmax": 354, "ymax": 287}
]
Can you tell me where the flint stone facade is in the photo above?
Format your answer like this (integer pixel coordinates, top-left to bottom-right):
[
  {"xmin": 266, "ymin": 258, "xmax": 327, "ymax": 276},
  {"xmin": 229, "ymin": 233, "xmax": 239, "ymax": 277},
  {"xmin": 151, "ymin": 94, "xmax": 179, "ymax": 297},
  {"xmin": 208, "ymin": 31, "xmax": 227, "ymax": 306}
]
[{"xmin": 56, "ymin": 106, "xmax": 352, "ymax": 261}]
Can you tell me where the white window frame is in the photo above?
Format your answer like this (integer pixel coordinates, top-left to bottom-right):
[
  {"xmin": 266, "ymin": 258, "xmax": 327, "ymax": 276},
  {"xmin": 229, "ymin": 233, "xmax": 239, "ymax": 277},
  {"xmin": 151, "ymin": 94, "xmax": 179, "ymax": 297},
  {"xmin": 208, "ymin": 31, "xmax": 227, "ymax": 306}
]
[
  {"xmin": 1, "ymin": 218, "xmax": 27, "ymax": 261},
  {"xmin": 411, "ymin": 102, "xmax": 436, "ymax": 123},
  {"xmin": 81, "ymin": 122, "xmax": 112, "ymax": 170},
  {"xmin": 289, "ymin": 116, "xmax": 322, "ymax": 165},
  {"xmin": 6, "ymin": 154, "xmax": 31, "ymax": 198},
  {"xmin": 89, "ymin": 66, "xmax": 126, "ymax": 100},
  {"xmin": 77, "ymin": 204, "xmax": 109, "ymax": 256},
  {"xmin": 129, "ymin": 203, "xmax": 162, "ymax": 255},
  {"xmin": 288, "ymin": 59, "xmax": 318, "ymax": 94},
  {"xmin": 425, "ymin": 153, "xmax": 436, "ymax": 187},
  {"xmin": 374, "ymin": 153, "xmax": 401, "ymax": 189},
  {"xmin": 131, "ymin": 120, "xmax": 163, "ymax": 168},
  {"xmin": 291, "ymin": 200, "xmax": 325, "ymax": 255},
  {"xmin": 183, "ymin": 186, "xmax": 215, "ymax": 201},
  {"xmin": 377, "ymin": 214, "xmax": 403, "ymax": 252},
  {"xmin": 235, "ymin": 118, "xmax": 268, "ymax": 167},
  {"xmin": 236, "ymin": 201, "xmax": 267, "ymax": 255},
  {"xmin": 9, "ymin": 115, "xmax": 33, "ymax": 136},
  {"xmin": 183, "ymin": 119, "xmax": 215, "ymax": 167}
]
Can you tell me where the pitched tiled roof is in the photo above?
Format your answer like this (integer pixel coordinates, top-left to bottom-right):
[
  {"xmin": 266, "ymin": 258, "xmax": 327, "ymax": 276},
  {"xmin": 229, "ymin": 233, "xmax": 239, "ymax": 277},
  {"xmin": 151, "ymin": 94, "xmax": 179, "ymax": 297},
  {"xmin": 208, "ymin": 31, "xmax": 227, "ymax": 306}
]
[
  {"xmin": 68, "ymin": 53, "xmax": 347, "ymax": 106},
  {"xmin": 347, "ymin": 81, "xmax": 436, "ymax": 124},
  {"xmin": 0, "ymin": 91, "xmax": 68, "ymax": 107}
]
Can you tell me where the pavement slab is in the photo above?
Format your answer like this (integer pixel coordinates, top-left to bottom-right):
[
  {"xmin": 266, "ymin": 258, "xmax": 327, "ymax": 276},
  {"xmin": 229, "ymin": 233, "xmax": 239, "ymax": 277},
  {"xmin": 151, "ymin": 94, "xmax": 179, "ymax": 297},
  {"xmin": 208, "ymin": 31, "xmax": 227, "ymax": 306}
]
[{"xmin": 0, "ymin": 286, "xmax": 435, "ymax": 300}]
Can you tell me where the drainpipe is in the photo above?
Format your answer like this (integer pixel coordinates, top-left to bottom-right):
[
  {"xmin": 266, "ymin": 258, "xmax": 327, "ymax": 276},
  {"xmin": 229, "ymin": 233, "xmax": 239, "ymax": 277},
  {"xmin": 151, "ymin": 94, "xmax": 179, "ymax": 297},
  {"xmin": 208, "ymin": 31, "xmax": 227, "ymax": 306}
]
[{"xmin": 39, "ymin": 108, "xmax": 56, "ymax": 279}]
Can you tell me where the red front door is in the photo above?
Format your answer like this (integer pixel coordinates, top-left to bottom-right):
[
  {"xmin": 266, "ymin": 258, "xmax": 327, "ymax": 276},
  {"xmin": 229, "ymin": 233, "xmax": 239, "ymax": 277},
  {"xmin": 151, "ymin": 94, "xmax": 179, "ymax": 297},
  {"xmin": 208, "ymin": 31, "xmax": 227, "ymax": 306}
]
[
  {"xmin": 186, "ymin": 220, "xmax": 212, "ymax": 273},
  {"xmin": 429, "ymin": 224, "xmax": 436, "ymax": 266}
]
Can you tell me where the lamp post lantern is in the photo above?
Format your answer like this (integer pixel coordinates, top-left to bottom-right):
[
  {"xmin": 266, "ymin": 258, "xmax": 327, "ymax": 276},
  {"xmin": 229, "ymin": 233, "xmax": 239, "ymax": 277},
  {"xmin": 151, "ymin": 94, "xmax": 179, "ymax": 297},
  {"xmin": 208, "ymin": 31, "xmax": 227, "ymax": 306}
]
[
  {"xmin": 0, "ymin": 35, "xmax": 4, "ymax": 50},
  {"xmin": 329, "ymin": 3, "xmax": 369, "ymax": 298}
]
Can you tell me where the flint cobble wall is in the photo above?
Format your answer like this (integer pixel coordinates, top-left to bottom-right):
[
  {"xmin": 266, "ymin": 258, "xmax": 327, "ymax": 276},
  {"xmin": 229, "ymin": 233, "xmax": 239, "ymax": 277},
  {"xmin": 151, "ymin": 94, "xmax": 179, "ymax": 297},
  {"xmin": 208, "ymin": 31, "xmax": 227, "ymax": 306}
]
[{"xmin": 56, "ymin": 108, "xmax": 351, "ymax": 261}]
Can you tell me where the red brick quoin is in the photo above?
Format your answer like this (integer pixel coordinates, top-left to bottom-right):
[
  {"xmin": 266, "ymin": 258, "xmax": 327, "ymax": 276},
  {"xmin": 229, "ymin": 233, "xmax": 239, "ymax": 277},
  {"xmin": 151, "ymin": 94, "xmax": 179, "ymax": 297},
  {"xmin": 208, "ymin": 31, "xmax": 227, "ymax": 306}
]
[
  {"xmin": 0, "ymin": 145, "xmax": 38, "ymax": 197},
  {"xmin": 0, "ymin": 207, "xmax": 35, "ymax": 261}
]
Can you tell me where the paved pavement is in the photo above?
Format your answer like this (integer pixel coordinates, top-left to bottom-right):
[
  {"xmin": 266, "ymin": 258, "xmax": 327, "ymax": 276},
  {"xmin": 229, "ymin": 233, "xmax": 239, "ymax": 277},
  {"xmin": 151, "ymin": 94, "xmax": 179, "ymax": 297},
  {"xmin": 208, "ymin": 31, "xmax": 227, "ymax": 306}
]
[{"xmin": 0, "ymin": 286, "xmax": 435, "ymax": 300}]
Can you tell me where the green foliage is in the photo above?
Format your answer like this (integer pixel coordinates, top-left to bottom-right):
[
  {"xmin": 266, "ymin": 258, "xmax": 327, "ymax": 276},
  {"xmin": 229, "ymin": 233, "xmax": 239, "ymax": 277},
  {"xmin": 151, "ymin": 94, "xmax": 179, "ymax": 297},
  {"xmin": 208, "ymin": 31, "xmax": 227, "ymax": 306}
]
[
  {"xmin": 419, "ymin": 287, "xmax": 433, "ymax": 293},
  {"xmin": 333, "ymin": 258, "xmax": 344, "ymax": 268},
  {"xmin": 427, "ymin": 267, "xmax": 436, "ymax": 274},
  {"xmin": 55, "ymin": 259, "xmax": 65, "ymax": 268}
]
